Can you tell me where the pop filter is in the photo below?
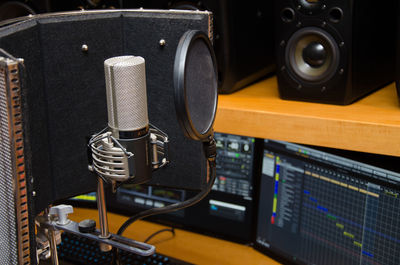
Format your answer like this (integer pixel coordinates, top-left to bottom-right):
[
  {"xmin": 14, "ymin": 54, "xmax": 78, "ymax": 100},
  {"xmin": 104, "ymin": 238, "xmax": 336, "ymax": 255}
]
[{"xmin": 174, "ymin": 30, "xmax": 218, "ymax": 141}]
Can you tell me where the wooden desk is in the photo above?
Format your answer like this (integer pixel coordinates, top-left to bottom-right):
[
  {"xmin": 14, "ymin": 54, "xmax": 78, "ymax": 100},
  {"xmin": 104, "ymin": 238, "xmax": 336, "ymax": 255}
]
[
  {"xmin": 71, "ymin": 208, "xmax": 280, "ymax": 265},
  {"xmin": 215, "ymin": 77, "xmax": 400, "ymax": 157}
]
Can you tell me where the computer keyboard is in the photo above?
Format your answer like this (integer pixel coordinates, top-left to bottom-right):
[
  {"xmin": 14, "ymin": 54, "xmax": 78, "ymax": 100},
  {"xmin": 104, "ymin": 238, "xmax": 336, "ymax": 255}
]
[{"xmin": 57, "ymin": 233, "xmax": 193, "ymax": 265}]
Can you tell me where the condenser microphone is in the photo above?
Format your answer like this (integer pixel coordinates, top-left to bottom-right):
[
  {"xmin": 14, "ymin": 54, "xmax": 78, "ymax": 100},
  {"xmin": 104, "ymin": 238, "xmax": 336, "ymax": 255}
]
[
  {"xmin": 90, "ymin": 55, "xmax": 168, "ymax": 185},
  {"xmin": 104, "ymin": 56, "xmax": 149, "ymax": 138},
  {"xmin": 87, "ymin": 55, "xmax": 169, "ymax": 252},
  {"xmin": 104, "ymin": 55, "xmax": 151, "ymax": 184}
]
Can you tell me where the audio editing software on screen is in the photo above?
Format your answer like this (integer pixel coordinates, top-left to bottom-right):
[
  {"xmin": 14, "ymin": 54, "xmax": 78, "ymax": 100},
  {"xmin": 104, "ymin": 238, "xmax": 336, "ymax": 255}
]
[
  {"xmin": 113, "ymin": 184, "xmax": 186, "ymax": 218},
  {"xmin": 96, "ymin": 132, "xmax": 258, "ymax": 242},
  {"xmin": 210, "ymin": 132, "xmax": 255, "ymax": 221},
  {"xmin": 256, "ymin": 140, "xmax": 400, "ymax": 265}
]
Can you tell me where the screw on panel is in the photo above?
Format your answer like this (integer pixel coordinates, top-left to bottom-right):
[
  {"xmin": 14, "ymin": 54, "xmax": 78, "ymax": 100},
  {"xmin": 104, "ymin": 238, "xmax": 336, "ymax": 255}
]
[
  {"xmin": 81, "ymin": 44, "xmax": 89, "ymax": 52},
  {"xmin": 159, "ymin": 39, "xmax": 166, "ymax": 47}
]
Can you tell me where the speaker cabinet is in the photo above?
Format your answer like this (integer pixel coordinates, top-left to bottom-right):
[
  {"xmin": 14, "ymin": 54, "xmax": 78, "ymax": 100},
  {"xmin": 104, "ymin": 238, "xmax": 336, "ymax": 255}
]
[
  {"xmin": 275, "ymin": 0, "xmax": 397, "ymax": 105},
  {"xmin": 126, "ymin": 0, "xmax": 276, "ymax": 94}
]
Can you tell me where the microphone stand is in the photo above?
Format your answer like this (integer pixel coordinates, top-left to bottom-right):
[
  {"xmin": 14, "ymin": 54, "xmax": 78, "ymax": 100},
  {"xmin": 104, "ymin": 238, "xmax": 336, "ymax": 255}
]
[
  {"xmin": 97, "ymin": 176, "xmax": 112, "ymax": 252},
  {"xmin": 96, "ymin": 134, "xmax": 112, "ymax": 251}
]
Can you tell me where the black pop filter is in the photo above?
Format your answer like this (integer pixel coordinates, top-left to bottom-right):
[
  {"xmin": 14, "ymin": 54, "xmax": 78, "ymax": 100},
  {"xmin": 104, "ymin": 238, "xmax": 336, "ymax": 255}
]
[{"xmin": 174, "ymin": 30, "xmax": 218, "ymax": 141}]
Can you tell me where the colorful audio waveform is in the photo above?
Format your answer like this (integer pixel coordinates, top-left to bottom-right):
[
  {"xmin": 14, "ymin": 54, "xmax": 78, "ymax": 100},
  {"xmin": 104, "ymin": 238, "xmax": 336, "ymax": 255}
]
[
  {"xmin": 303, "ymin": 185, "xmax": 400, "ymax": 264},
  {"xmin": 271, "ymin": 156, "xmax": 280, "ymax": 225},
  {"xmin": 304, "ymin": 170, "xmax": 379, "ymax": 198},
  {"xmin": 303, "ymin": 199, "xmax": 400, "ymax": 244},
  {"xmin": 302, "ymin": 199, "xmax": 376, "ymax": 260},
  {"xmin": 300, "ymin": 230, "xmax": 380, "ymax": 265},
  {"xmin": 72, "ymin": 194, "xmax": 96, "ymax": 201}
]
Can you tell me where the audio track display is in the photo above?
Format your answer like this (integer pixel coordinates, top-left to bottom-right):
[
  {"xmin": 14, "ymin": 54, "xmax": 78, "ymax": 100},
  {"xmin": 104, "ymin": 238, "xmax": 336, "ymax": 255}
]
[{"xmin": 256, "ymin": 140, "xmax": 400, "ymax": 265}]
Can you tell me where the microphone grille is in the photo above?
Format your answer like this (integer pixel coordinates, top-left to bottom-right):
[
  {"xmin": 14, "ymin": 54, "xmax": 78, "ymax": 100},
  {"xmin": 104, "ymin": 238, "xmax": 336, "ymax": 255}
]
[{"xmin": 104, "ymin": 56, "xmax": 148, "ymax": 132}]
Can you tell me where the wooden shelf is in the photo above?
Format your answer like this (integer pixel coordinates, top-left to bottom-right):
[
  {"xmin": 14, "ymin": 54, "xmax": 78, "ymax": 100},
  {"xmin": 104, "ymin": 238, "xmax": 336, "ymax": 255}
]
[
  {"xmin": 214, "ymin": 76, "xmax": 400, "ymax": 157},
  {"xmin": 71, "ymin": 208, "xmax": 280, "ymax": 265}
]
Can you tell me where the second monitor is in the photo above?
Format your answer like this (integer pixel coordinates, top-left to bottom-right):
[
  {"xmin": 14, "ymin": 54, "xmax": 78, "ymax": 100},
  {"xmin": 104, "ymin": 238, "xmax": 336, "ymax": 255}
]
[{"xmin": 106, "ymin": 132, "xmax": 262, "ymax": 243}]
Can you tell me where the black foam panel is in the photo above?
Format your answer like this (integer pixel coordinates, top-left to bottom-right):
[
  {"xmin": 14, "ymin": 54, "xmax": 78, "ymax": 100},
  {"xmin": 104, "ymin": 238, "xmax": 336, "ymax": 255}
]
[
  {"xmin": 125, "ymin": 0, "xmax": 276, "ymax": 94},
  {"xmin": 0, "ymin": 10, "xmax": 210, "ymax": 215}
]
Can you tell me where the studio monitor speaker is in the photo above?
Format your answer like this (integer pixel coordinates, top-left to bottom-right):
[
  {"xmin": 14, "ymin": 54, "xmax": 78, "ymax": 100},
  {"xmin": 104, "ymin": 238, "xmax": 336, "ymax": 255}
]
[
  {"xmin": 0, "ymin": 10, "xmax": 214, "ymax": 264},
  {"xmin": 126, "ymin": 0, "xmax": 276, "ymax": 94},
  {"xmin": 275, "ymin": 0, "xmax": 397, "ymax": 105}
]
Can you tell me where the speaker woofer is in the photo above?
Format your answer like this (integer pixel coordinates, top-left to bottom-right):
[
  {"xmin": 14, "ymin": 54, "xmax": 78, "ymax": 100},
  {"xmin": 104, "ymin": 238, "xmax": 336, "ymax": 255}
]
[
  {"xmin": 174, "ymin": 30, "xmax": 218, "ymax": 141},
  {"xmin": 286, "ymin": 27, "xmax": 339, "ymax": 83}
]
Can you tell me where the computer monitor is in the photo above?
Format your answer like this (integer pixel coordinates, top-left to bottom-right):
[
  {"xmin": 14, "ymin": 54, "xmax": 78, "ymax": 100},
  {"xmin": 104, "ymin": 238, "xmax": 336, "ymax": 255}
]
[
  {"xmin": 105, "ymin": 132, "xmax": 261, "ymax": 243},
  {"xmin": 255, "ymin": 139, "xmax": 400, "ymax": 265}
]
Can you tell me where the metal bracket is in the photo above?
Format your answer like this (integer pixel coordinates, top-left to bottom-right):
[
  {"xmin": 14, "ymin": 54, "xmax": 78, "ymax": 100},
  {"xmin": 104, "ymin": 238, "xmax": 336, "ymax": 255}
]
[
  {"xmin": 40, "ymin": 218, "xmax": 155, "ymax": 257},
  {"xmin": 149, "ymin": 125, "xmax": 169, "ymax": 169}
]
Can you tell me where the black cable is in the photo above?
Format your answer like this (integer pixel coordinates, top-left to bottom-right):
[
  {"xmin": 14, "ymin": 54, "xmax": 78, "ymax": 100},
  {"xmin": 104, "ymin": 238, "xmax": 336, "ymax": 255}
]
[
  {"xmin": 144, "ymin": 228, "xmax": 175, "ymax": 244},
  {"xmin": 112, "ymin": 138, "xmax": 217, "ymax": 265},
  {"xmin": 117, "ymin": 158, "xmax": 216, "ymax": 236}
]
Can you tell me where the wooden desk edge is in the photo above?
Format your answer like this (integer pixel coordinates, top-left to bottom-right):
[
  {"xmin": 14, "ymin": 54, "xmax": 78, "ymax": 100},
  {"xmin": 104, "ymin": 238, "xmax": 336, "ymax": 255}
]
[
  {"xmin": 214, "ymin": 77, "xmax": 400, "ymax": 157},
  {"xmin": 71, "ymin": 208, "xmax": 281, "ymax": 265}
]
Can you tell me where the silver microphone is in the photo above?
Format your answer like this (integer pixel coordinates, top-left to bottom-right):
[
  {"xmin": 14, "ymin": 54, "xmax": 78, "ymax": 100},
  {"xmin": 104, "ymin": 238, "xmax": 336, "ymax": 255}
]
[
  {"xmin": 90, "ymin": 55, "xmax": 168, "ymax": 185},
  {"xmin": 87, "ymin": 56, "xmax": 168, "ymax": 252},
  {"xmin": 104, "ymin": 55, "xmax": 149, "ymax": 135}
]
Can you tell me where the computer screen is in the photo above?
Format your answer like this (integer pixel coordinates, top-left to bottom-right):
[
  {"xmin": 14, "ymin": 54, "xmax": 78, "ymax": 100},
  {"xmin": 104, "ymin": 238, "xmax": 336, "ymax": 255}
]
[
  {"xmin": 104, "ymin": 132, "xmax": 261, "ymax": 242},
  {"xmin": 255, "ymin": 139, "xmax": 400, "ymax": 265}
]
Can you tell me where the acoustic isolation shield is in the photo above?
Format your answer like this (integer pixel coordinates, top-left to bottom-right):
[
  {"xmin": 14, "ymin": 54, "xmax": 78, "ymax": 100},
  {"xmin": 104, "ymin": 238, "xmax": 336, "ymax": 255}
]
[
  {"xmin": 0, "ymin": 56, "xmax": 32, "ymax": 265},
  {"xmin": 0, "ymin": 0, "xmax": 121, "ymax": 22},
  {"xmin": 275, "ymin": 0, "xmax": 397, "ymax": 105},
  {"xmin": 125, "ymin": 0, "xmax": 275, "ymax": 94},
  {"xmin": 0, "ymin": 12, "xmax": 213, "ymax": 261}
]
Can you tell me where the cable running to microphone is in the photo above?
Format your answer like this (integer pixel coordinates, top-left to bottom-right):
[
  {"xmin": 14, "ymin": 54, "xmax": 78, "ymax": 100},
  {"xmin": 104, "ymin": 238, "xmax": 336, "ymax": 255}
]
[
  {"xmin": 117, "ymin": 149, "xmax": 216, "ymax": 236},
  {"xmin": 113, "ymin": 138, "xmax": 216, "ymax": 264}
]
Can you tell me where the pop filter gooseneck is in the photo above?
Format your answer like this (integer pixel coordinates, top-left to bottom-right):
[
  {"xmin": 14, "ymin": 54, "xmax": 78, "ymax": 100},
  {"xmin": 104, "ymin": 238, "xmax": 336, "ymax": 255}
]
[{"xmin": 115, "ymin": 30, "xmax": 218, "ymax": 255}]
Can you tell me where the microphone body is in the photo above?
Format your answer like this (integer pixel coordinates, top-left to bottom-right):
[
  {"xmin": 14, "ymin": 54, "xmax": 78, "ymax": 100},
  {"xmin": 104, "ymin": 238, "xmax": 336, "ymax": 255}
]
[
  {"xmin": 117, "ymin": 134, "xmax": 151, "ymax": 184},
  {"xmin": 102, "ymin": 55, "xmax": 152, "ymax": 184}
]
